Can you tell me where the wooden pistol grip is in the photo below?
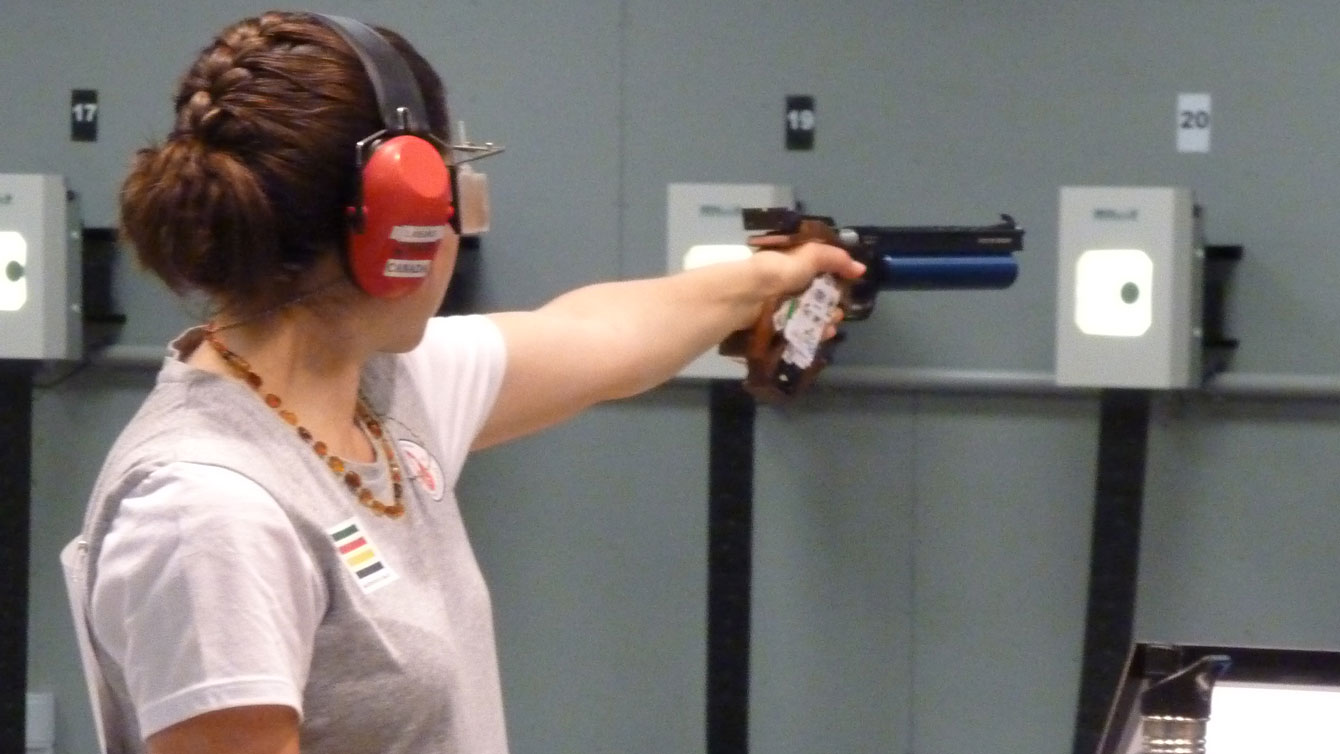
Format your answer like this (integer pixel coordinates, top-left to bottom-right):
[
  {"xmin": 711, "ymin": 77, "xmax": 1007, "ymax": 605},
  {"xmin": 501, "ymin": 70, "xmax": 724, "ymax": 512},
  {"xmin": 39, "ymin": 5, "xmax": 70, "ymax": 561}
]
[{"xmin": 718, "ymin": 219, "xmax": 849, "ymax": 402}]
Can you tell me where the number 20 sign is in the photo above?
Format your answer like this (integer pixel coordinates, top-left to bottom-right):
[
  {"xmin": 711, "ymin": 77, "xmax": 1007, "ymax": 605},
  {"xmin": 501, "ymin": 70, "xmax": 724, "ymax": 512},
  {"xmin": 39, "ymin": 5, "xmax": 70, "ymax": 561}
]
[{"xmin": 1177, "ymin": 93, "xmax": 1211, "ymax": 153}]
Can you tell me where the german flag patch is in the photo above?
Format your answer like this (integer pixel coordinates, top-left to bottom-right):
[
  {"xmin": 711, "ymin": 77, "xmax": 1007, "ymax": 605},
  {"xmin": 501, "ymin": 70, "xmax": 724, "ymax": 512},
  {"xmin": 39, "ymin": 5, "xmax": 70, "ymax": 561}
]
[{"xmin": 328, "ymin": 518, "xmax": 398, "ymax": 594}]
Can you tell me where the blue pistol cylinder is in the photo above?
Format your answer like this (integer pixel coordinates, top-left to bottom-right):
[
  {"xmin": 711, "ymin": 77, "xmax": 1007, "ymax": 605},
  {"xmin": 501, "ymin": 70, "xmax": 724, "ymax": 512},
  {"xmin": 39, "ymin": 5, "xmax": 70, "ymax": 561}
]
[{"xmin": 876, "ymin": 253, "xmax": 1019, "ymax": 290}]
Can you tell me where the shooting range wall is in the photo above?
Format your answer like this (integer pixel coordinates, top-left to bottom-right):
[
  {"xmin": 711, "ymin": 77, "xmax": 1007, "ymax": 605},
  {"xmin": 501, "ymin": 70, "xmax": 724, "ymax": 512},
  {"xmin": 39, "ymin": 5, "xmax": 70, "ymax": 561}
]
[{"xmin": 5, "ymin": 2, "xmax": 1340, "ymax": 752}]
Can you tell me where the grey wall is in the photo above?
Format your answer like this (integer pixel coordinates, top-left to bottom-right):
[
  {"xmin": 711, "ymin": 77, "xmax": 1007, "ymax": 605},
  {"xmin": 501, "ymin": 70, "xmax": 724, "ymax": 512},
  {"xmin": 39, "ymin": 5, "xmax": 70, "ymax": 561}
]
[{"xmin": 9, "ymin": 1, "xmax": 1340, "ymax": 753}]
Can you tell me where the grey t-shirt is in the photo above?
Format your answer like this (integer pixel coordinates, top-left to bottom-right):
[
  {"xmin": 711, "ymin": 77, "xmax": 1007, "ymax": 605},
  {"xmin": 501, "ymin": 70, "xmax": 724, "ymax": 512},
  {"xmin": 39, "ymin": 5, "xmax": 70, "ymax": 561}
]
[{"xmin": 82, "ymin": 316, "xmax": 509, "ymax": 753}]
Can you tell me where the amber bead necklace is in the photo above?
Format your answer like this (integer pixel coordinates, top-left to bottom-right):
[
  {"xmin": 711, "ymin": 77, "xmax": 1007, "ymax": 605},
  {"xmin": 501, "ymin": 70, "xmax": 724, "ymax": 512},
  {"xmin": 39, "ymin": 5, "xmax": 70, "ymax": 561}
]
[{"xmin": 203, "ymin": 324, "xmax": 406, "ymax": 519}]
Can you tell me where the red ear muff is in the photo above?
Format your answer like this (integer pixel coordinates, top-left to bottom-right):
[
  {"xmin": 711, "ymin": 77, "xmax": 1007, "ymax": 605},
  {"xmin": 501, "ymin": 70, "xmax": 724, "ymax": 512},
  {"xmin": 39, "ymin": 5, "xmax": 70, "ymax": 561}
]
[{"xmin": 348, "ymin": 134, "xmax": 455, "ymax": 298}]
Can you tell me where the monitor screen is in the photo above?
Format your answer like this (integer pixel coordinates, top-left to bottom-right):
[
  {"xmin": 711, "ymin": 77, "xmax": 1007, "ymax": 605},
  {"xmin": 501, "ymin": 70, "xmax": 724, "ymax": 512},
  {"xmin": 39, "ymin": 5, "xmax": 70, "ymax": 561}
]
[
  {"xmin": 1205, "ymin": 681, "xmax": 1340, "ymax": 752},
  {"xmin": 1098, "ymin": 644, "xmax": 1340, "ymax": 754}
]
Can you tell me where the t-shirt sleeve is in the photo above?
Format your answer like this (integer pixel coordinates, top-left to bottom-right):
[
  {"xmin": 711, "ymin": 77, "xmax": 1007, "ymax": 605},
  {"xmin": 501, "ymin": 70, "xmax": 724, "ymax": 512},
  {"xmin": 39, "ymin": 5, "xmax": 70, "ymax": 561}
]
[
  {"xmin": 89, "ymin": 462, "xmax": 325, "ymax": 739},
  {"xmin": 402, "ymin": 314, "xmax": 507, "ymax": 465}
]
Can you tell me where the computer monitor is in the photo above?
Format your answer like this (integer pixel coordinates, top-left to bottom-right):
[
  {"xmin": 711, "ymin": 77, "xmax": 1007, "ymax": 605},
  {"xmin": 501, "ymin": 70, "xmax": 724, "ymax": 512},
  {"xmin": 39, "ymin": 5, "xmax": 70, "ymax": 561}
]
[{"xmin": 1096, "ymin": 642, "xmax": 1340, "ymax": 754}]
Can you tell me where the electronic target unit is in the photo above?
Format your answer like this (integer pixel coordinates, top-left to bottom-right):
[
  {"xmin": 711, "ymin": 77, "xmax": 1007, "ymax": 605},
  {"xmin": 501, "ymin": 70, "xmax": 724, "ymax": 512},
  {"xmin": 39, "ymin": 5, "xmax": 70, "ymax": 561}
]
[
  {"xmin": 1055, "ymin": 186, "xmax": 1238, "ymax": 389},
  {"xmin": 0, "ymin": 174, "xmax": 82, "ymax": 361}
]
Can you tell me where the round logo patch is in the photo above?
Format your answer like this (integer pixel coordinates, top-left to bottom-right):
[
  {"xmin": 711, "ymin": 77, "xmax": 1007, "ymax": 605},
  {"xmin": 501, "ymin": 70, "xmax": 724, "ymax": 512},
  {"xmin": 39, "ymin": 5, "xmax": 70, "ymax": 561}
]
[{"xmin": 397, "ymin": 439, "xmax": 445, "ymax": 502}]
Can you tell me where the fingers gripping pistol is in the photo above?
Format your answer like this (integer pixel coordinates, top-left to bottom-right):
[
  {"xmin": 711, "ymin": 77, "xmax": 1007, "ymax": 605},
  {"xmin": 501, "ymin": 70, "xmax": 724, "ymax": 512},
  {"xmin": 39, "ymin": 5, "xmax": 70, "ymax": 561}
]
[{"xmin": 719, "ymin": 208, "xmax": 1025, "ymax": 402}]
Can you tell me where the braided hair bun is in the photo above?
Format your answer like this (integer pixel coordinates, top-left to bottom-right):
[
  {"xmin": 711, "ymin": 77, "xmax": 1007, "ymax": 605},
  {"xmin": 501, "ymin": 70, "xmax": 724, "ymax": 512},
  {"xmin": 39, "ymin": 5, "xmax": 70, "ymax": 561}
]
[{"xmin": 119, "ymin": 11, "xmax": 449, "ymax": 312}]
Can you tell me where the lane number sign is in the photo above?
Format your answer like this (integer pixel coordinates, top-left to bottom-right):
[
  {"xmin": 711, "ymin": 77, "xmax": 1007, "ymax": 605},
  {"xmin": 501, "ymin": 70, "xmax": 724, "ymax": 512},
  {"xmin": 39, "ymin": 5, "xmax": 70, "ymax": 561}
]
[
  {"xmin": 72, "ymin": 89, "xmax": 99, "ymax": 142},
  {"xmin": 1177, "ymin": 93, "xmax": 1210, "ymax": 153},
  {"xmin": 786, "ymin": 95, "xmax": 815, "ymax": 151}
]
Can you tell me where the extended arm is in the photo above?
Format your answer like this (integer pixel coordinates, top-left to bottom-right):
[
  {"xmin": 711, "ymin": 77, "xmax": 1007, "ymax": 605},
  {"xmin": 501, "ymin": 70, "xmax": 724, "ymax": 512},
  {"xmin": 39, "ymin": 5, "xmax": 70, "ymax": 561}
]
[{"xmin": 473, "ymin": 243, "xmax": 863, "ymax": 449}]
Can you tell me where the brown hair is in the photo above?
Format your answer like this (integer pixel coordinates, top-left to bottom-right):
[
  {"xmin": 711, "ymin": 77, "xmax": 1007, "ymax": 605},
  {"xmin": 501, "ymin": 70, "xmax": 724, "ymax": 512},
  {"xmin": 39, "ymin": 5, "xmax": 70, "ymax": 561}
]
[{"xmin": 119, "ymin": 11, "xmax": 449, "ymax": 312}]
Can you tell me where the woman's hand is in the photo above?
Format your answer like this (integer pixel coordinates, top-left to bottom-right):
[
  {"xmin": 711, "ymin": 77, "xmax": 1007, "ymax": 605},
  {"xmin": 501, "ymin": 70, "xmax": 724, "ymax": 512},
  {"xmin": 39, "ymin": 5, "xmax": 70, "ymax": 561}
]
[{"xmin": 746, "ymin": 239, "xmax": 867, "ymax": 304}]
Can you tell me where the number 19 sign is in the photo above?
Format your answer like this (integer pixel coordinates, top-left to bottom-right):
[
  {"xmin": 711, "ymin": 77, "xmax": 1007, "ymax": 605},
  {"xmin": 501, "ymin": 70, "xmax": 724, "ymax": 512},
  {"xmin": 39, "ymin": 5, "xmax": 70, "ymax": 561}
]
[
  {"xmin": 1177, "ymin": 93, "xmax": 1211, "ymax": 153},
  {"xmin": 785, "ymin": 95, "xmax": 815, "ymax": 151}
]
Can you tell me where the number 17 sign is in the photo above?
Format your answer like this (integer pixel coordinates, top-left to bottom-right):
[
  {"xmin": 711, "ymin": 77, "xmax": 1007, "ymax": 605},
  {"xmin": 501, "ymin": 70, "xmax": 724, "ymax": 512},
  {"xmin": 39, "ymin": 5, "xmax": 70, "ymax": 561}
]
[{"xmin": 71, "ymin": 89, "xmax": 99, "ymax": 142}]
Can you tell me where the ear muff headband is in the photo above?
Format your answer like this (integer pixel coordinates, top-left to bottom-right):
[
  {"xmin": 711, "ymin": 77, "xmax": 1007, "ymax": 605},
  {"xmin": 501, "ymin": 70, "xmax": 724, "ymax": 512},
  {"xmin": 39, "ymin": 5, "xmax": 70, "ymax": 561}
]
[
  {"xmin": 312, "ymin": 13, "xmax": 455, "ymax": 299},
  {"xmin": 313, "ymin": 14, "xmax": 429, "ymax": 132}
]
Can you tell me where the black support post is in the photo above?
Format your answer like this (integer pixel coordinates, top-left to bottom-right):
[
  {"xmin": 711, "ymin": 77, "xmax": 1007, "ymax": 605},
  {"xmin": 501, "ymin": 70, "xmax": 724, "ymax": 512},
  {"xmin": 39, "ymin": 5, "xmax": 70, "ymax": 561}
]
[
  {"xmin": 706, "ymin": 380, "xmax": 756, "ymax": 754},
  {"xmin": 0, "ymin": 361, "xmax": 33, "ymax": 751},
  {"xmin": 1072, "ymin": 388, "xmax": 1152, "ymax": 754}
]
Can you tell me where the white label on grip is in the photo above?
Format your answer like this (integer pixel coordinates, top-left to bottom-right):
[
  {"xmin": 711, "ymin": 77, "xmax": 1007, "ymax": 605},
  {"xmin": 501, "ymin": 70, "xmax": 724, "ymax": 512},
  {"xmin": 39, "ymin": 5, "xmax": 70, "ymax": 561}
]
[{"xmin": 776, "ymin": 274, "xmax": 840, "ymax": 369}]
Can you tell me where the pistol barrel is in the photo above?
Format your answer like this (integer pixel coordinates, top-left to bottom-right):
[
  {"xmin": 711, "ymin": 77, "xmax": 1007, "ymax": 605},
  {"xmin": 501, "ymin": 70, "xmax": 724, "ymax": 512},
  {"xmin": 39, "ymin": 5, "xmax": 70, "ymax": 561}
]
[
  {"xmin": 741, "ymin": 207, "xmax": 1024, "ymax": 291},
  {"xmin": 849, "ymin": 217, "xmax": 1022, "ymax": 291}
]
